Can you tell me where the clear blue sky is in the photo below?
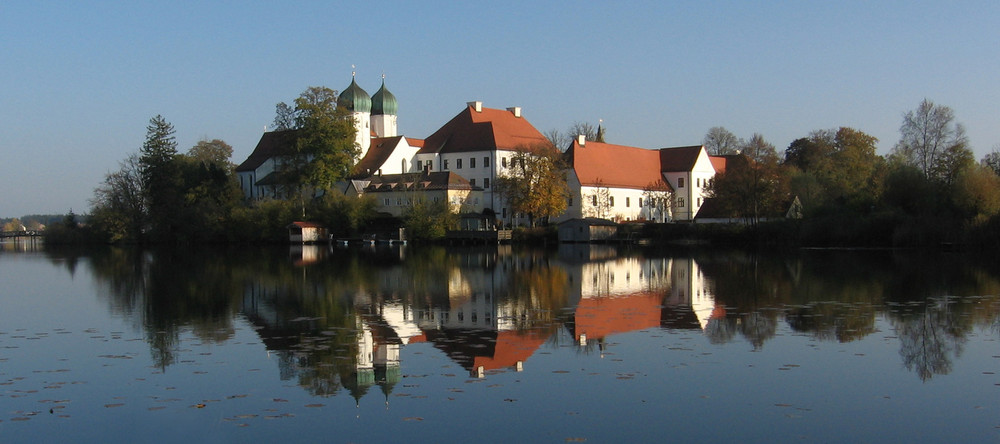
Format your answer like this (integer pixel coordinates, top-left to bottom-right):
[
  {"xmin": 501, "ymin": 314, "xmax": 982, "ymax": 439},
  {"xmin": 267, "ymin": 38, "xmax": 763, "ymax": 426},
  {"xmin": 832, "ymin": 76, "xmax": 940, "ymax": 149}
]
[{"xmin": 2, "ymin": 1, "xmax": 998, "ymax": 217}]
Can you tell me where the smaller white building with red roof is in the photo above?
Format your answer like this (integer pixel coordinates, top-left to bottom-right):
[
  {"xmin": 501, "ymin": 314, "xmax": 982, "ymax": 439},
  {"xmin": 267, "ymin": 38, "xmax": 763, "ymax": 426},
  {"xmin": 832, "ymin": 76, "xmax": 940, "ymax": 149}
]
[{"xmin": 560, "ymin": 137, "xmax": 728, "ymax": 223}]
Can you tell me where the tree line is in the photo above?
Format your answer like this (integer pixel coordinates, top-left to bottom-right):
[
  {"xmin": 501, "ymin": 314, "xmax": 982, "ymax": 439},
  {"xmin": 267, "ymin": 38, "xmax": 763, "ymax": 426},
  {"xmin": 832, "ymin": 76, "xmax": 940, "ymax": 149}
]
[
  {"xmin": 46, "ymin": 94, "xmax": 1000, "ymax": 248},
  {"xmin": 703, "ymin": 98, "xmax": 1000, "ymax": 248}
]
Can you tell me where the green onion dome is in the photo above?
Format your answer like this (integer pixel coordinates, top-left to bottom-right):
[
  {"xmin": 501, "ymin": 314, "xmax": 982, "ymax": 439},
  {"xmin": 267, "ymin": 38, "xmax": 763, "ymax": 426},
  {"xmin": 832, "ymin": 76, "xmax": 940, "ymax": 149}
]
[
  {"xmin": 371, "ymin": 79, "xmax": 398, "ymax": 116},
  {"xmin": 338, "ymin": 77, "xmax": 371, "ymax": 113}
]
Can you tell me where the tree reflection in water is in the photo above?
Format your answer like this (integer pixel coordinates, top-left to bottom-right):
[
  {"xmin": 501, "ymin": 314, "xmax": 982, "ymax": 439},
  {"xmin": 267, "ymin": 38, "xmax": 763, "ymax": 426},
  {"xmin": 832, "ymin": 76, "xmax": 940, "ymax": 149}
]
[{"xmin": 41, "ymin": 244, "xmax": 1000, "ymax": 389}]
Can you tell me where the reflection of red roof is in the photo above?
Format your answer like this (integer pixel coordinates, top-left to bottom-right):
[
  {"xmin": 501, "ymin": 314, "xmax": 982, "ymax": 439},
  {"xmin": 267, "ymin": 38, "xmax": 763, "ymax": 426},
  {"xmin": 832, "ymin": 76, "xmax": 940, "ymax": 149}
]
[
  {"xmin": 711, "ymin": 305, "xmax": 727, "ymax": 319},
  {"xmin": 472, "ymin": 330, "xmax": 548, "ymax": 371},
  {"xmin": 407, "ymin": 333, "xmax": 427, "ymax": 344},
  {"xmin": 566, "ymin": 140, "xmax": 664, "ymax": 189},
  {"xmin": 573, "ymin": 292, "xmax": 663, "ymax": 340},
  {"xmin": 419, "ymin": 105, "xmax": 549, "ymax": 154},
  {"xmin": 289, "ymin": 221, "xmax": 325, "ymax": 228}
]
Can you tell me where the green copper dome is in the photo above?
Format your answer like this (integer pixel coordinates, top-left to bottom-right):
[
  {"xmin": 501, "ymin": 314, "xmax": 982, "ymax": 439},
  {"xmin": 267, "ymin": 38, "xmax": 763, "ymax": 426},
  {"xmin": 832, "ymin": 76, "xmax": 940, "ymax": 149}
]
[
  {"xmin": 371, "ymin": 80, "xmax": 397, "ymax": 116},
  {"xmin": 338, "ymin": 77, "xmax": 371, "ymax": 113}
]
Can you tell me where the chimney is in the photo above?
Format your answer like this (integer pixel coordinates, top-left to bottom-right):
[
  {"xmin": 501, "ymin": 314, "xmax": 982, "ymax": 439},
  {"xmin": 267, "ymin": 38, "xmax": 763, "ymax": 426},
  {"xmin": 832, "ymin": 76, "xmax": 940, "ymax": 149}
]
[
  {"xmin": 467, "ymin": 101, "xmax": 482, "ymax": 112},
  {"xmin": 506, "ymin": 106, "xmax": 521, "ymax": 118},
  {"xmin": 577, "ymin": 134, "xmax": 586, "ymax": 146}
]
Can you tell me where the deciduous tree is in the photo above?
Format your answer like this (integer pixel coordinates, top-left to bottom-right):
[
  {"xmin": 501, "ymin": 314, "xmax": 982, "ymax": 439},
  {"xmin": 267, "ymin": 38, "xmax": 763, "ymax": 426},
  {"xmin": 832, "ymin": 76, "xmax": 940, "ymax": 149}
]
[
  {"xmin": 187, "ymin": 138, "xmax": 234, "ymax": 170},
  {"xmin": 890, "ymin": 99, "xmax": 969, "ymax": 180},
  {"xmin": 642, "ymin": 181, "xmax": 672, "ymax": 222},
  {"xmin": 708, "ymin": 134, "xmax": 786, "ymax": 226},
  {"xmin": 90, "ymin": 154, "xmax": 146, "ymax": 242},
  {"xmin": 271, "ymin": 86, "xmax": 359, "ymax": 216},
  {"xmin": 980, "ymin": 145, "xmax": 1000, "ymax": 176},
  {"xmin": 495, "ymin": 144, "xmax": 569, "ymax": 226},
  {"xmin": 703, "ymin": 126, "xmax": 741, "ymax": 155}
]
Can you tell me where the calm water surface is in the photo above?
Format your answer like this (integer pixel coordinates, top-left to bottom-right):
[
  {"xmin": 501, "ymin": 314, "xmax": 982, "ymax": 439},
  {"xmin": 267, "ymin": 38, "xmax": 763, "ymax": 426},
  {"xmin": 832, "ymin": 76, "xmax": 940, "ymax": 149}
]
[{"xmin": 1, "ymin": 241, "xmax": 999, "ymax": 443}]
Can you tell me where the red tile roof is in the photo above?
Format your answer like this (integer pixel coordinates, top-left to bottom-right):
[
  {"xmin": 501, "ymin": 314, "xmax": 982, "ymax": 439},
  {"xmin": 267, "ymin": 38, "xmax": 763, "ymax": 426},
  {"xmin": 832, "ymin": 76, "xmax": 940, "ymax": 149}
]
[
  {"xmin": 235, "ymin": 129, "xmax": 298, "ymax": 172},
  {"xmin": 406, "ymin": 137, "xmax": 425, "ymax": 148},
  {"xmin": 418, "ymin": 105, "xmax": 550, "ymax": 154},
  {"xmin": 566, "ymin": 140, "xmax": 665, "ymax": 189},
  {"xmin": 709, "ymin": 155, "xmax": 729, "ymax": 174}
]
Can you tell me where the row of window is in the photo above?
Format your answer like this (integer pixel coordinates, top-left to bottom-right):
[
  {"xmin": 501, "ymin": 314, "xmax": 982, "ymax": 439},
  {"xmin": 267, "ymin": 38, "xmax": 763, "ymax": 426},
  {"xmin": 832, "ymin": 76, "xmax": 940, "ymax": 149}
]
[
  {"xmin": 676, "ymin": 177, "xmax": 713, "ymax": 188},
  {"xmin": 432, "ymin": 156, "xmax": 526, "ymax": 171},
  {"xmin": 440, "ymin": 156, "xmax": 492, "ymax": 170},
  {"xmin": 567, "ymin": 195, "xmax": 702, "ymax": 209}
]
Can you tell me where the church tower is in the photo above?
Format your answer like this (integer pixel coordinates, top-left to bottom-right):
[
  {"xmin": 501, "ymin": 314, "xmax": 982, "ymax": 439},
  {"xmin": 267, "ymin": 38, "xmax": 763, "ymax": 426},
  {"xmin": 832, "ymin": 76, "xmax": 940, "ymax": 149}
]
[
  {"xmin": 338, "ymin": 73, "xmax": 372, "ymax": 158},
  {"xmin": 371, "ymin": 76, "xmax": 398, "ymax": 138}
]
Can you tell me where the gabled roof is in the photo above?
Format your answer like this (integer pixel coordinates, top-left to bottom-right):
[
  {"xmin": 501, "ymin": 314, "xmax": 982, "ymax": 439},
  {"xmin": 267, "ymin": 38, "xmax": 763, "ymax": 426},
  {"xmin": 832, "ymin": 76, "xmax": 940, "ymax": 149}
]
[
  {"xmin": 235, "ymin": 129, "xmax": 298, "ymax": 172},
  {"xmin": 418, "ymin": 105, "xmax": 549, "ymax": 154},
  {"xmin": 406, "ymin": 137, "xmax": 425, "ymax": 148},
  {"xmin": 565, "ymin": 140, "xmax": 665, "ymax": 189},
  {"xmin": 658, "ymin": 145, "xmax": 705, "ymax": 172},
  {"xmin": 352, "ymin": 136, "xmax": 404, "ymax": 177}
]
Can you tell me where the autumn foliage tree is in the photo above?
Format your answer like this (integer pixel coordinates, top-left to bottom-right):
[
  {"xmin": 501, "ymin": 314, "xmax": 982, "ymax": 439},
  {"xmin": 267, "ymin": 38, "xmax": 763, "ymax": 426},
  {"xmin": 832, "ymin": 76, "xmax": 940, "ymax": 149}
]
[
  {"xmin": 495, "ymin": 144, "xmax": 569, "ymax": 227},
  {"xmin": 783, "ymin": 127, "xmax": 885, "ymax": 213},
  {"xmin": 708, "ymin": 134, "xmax": 786, "ymax": 226}
]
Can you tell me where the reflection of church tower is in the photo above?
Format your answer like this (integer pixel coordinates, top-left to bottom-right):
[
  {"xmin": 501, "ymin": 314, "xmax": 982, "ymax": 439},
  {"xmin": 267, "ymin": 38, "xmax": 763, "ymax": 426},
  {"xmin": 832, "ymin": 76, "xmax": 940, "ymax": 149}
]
[
  {"xmin": 347, "ymin": 317, "xmax": 376, "ymax": 405},
  {"xmin": 370, "ymin": 76, "xmax": 398, "ymax": 138},
  {"xmin": 338, "ymin": 73, "xmax": 372, "ymax": 158}
]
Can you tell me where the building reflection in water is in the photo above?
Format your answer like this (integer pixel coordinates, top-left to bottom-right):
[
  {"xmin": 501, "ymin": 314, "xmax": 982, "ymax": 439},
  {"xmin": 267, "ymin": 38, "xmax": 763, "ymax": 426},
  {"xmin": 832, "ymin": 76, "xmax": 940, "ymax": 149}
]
[{"xmin": 240, "ymin": 243, "xmax": 720, "ymax": 402}]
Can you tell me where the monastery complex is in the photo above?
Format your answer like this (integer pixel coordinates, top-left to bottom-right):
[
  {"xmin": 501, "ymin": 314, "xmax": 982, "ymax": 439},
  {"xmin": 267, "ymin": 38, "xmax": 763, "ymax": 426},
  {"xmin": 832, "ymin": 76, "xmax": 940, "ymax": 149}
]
[{"xmin": 236, "ymin": 76, "xmax": 732, "ymax": 226}]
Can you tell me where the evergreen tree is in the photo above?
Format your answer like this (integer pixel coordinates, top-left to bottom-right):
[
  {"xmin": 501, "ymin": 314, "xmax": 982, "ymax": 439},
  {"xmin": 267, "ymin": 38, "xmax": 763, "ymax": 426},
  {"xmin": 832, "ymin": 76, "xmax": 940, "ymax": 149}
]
[{"xmin": 139, "ymin": 115, "xmax": 182, "ymax": 241}]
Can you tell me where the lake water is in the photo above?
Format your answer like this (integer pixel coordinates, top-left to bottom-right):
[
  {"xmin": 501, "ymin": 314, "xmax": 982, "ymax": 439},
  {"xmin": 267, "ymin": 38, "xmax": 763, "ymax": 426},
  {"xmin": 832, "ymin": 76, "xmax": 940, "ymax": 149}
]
[{"xmin": 1, "ymin": 241, "xmax": 999, "ymax": 443}]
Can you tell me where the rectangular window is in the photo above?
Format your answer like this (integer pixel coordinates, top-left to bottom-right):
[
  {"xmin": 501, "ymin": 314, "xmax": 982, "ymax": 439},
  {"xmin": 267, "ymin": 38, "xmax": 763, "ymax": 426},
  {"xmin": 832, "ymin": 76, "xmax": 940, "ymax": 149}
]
[
  {"xmin": 678, "ymin": 177, "xmax": 685, "ymax": 188},
  {"xmin": 470, "ymin": 178, "xmax": 476, "ymax": 187},
  {"xmin": 502, "ymin": 208, "xmax": 507, "ymax": 218},
  {"xmin": 443, "ymin": 159, "xmax": 449, "ymax": 170},
  {"xmin": 568, "ymin": 197, "xmax": 573, "ymax": 207},
  {"xmin": 697, "ymin": 197, "xmax": 701, "ymax": 206},
  {"xmin": 678, "ymin": 197, "xmax": 685, "ymax": 207},
  {"xmin": 639, "ymin": 198, "xmax": 643, "ymax": 207},
  {"xmin": 502, "ymin": 157, "xmax": 507, "ymax": 168},
  {"xmin": 484, "ymin": 157, "xmax": 490, "ymax": 167},
  {"xmin": 483, "ymin": 178, "xmax": 490, "ymax": 188},
  {"xmin": 470, "ymin": 157, "xmax": 476, "ymax": 168},
  {"xmin": 626, "ymin": 197, "xmax": 630, "ymax": 207},
  {"xmin": 457, "ymin": 159, "xmax": 463, "ymax": 169},
  {"xmin": 610, "ymin": 196, "xmax": 615, "ymax": 207},
  {"xmin": 384, "ymin": 198, "xmax": 390, "ymax": 206},
  {"xmin": 592, "ymin": 195, "xmax": 597, "ymax": 206}
]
